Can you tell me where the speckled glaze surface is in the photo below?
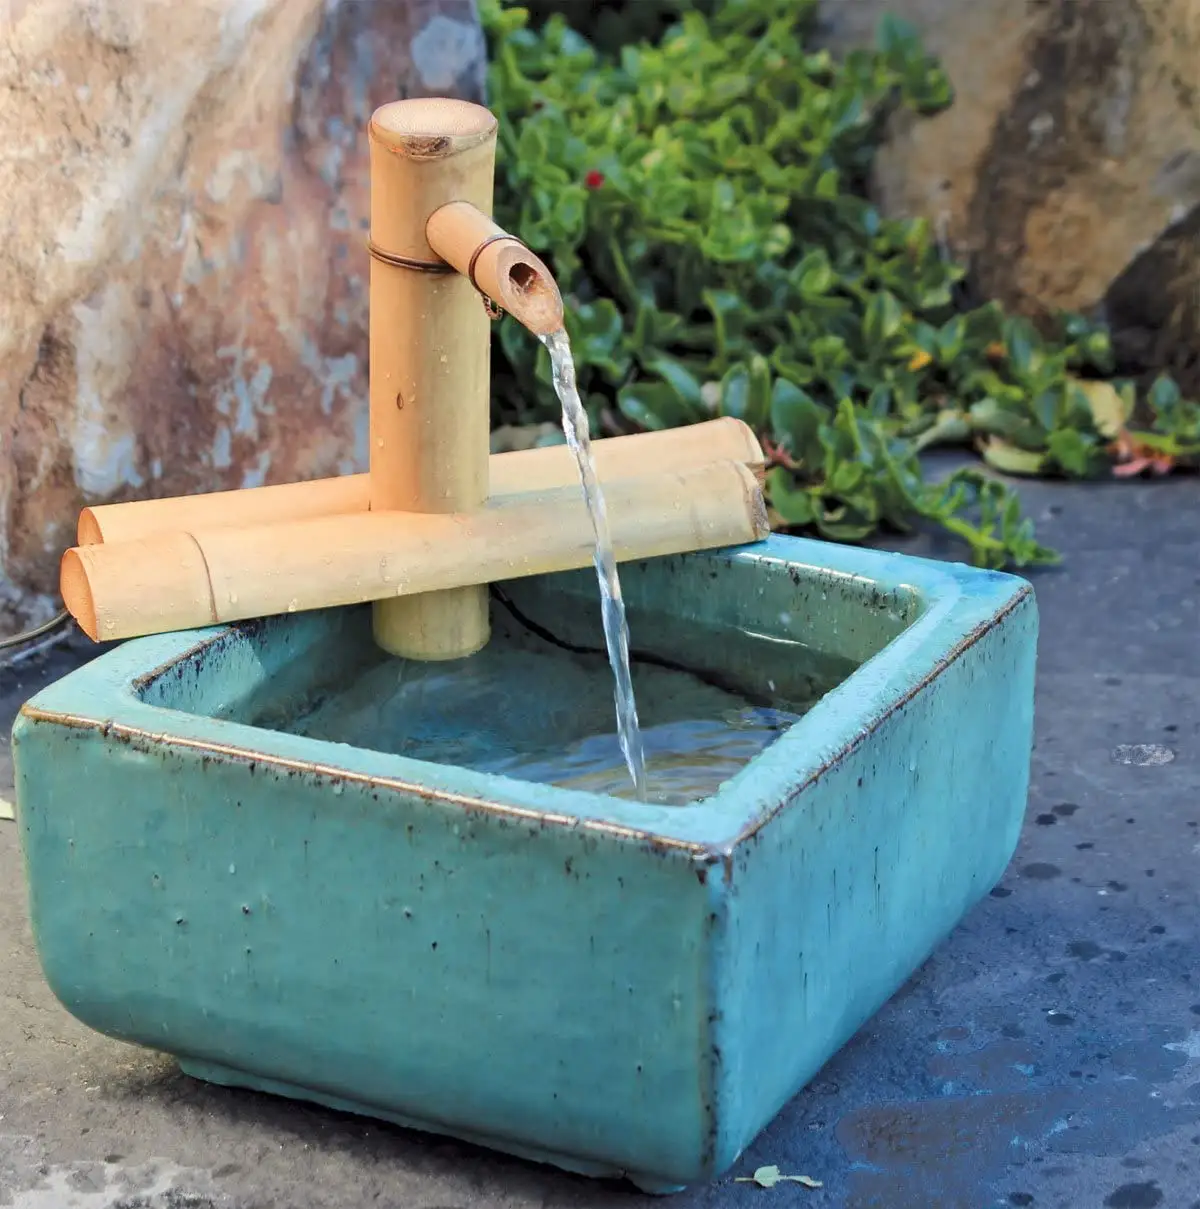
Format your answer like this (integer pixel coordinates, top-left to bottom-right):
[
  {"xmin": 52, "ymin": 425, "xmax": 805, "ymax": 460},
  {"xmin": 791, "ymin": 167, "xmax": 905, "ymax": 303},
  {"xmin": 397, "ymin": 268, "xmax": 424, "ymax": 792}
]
[{"xmin": 12, "ymin": 534, "xmax": 1037, "ymax": 1193}]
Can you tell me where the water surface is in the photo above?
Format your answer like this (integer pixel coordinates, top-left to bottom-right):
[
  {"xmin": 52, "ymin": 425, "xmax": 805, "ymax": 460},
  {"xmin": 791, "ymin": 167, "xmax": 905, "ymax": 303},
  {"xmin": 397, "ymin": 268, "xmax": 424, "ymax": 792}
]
[{"xmin": 230, "ymin": 603, "xmax": 858, "ymax": 806}]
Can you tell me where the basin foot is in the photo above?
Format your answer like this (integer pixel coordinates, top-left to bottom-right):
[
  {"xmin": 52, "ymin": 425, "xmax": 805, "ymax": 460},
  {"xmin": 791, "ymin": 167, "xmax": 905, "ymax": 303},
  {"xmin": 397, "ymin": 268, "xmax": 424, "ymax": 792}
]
[
  {"xmin": 178, "ymin": 1058, "xmax": 687, "ymax": 1194},
  {"xmin": 628, "ymin": 1175, "xmax": 688, "ymax": 1195}
]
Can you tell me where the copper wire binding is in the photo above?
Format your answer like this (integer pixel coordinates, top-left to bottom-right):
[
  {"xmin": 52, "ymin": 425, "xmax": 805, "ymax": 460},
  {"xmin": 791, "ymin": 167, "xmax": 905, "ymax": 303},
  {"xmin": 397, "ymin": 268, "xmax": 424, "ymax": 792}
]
[
  {"xmin": 366, "ymin": 232, "xmax": 530, "ymax": 322},
  {"xmin": 468, "ymin": 233, "xmax": 528, "ymax": 321},
  {"xmin": 364, "ymin": 238, "xmax": 454, "ymax": 275}
]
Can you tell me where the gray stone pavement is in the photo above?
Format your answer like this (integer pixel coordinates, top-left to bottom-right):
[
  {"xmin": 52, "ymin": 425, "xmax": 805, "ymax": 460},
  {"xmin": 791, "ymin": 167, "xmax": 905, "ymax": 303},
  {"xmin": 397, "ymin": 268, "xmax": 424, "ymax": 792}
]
[{"xmin": 1, "ymin": 466, "xmax": 1198, "ymax": 1208}]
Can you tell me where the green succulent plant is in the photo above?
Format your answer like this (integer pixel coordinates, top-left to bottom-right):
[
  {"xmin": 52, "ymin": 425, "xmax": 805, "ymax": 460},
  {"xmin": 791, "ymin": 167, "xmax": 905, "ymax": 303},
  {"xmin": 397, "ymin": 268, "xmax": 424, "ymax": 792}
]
[{"xmin": 479, "ymin": 0, "xmax": 1200, "ymax": 569}]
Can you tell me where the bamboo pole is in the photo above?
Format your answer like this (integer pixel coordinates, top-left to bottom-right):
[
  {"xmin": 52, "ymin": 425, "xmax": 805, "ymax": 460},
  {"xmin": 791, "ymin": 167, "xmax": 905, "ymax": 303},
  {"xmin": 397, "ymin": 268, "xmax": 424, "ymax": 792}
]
[
  {"xmin": 61, "ymin": 461, "xmax": 769, "ymax": 644},
  {"xmin": 366, "ymin": 98, "xmax": 497, "ymax": 661},
  {"xmin": 76, "ymin": 418, "xmax": 765, "ymax": 546}
]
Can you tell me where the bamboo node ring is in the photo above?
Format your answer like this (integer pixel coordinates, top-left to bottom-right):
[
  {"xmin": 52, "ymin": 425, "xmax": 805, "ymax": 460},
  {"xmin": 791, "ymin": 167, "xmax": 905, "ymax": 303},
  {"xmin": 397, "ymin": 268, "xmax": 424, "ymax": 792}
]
[{"xmin": 366, "ymin": 232, "xmax": 534, "ymax": 322}]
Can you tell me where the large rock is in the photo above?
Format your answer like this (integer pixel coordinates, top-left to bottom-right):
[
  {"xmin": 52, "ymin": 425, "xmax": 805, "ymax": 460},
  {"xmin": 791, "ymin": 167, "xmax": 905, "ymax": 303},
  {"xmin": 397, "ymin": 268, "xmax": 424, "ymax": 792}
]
[
  {"xmin": 0, "ymin": 0, "xmax": 486, "ymax": 623},
  {"xmin": 822, "ymin": 0, "xmax": 1200, "ymax": 366}
]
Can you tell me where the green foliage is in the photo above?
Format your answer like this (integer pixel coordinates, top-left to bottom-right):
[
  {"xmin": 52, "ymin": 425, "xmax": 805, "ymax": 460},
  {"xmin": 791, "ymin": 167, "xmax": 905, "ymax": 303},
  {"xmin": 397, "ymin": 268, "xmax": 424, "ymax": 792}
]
[{"xmin": 479, "ymin": 0, "xmax": 1199, "ymax": 570}]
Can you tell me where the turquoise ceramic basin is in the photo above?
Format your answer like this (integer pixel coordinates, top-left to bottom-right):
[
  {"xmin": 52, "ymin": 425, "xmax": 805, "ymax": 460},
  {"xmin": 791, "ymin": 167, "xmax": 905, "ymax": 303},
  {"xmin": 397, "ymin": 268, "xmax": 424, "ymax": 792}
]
[{"xmin": 12, "ymin": 534, "xmax": 1036, "ymax": 1192}]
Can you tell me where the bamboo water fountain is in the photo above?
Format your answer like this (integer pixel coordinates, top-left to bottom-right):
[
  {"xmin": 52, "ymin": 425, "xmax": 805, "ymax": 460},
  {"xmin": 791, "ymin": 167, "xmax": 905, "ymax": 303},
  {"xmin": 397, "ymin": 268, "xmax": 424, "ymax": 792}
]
[
  {"xmin": 13, "ymin": 96, "xmax": 1039, "ymax": 1195},
  {"xmin": 59, "ymin": 98, "xmax": 768, "ymax": 652}
]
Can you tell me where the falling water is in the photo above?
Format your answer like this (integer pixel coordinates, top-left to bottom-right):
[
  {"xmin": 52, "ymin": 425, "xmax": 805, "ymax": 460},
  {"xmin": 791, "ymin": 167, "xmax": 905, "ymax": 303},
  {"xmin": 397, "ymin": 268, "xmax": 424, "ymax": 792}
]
[{"xmin": 540, "ymin": 328, "xmax": 648, "ymax": 799}]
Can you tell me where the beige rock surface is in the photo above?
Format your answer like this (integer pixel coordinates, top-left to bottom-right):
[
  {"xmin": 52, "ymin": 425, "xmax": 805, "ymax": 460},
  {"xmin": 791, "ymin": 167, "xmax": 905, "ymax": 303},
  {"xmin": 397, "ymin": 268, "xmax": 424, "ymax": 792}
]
[
  {"xmin": 821, "ymin": 0, "xmax": 1200, "ymax": 349},
  {"xmin": 0, "ymin": 0, "xmax": 485, "ymax": 621}
]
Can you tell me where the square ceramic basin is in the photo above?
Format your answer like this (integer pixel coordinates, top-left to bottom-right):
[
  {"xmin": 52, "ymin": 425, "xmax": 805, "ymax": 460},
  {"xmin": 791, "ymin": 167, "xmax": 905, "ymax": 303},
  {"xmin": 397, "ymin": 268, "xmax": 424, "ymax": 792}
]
[{"xmin": 12, "ymin": 534, "xmax": 1037, "ymax": 1192}]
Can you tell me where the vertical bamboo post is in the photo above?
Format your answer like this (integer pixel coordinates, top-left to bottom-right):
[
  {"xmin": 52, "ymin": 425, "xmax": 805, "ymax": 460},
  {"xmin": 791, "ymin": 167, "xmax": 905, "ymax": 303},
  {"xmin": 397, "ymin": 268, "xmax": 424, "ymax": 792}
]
[{"xmin": 367, "ymin": 98, "xmax": 497, "ymax": 660}]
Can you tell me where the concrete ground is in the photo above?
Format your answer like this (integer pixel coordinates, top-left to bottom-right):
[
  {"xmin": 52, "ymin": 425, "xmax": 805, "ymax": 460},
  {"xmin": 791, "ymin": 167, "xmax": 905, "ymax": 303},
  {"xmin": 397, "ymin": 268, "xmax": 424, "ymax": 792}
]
[{"xmin": 1, "ymin": 467, "xmax": 1198, "ymax": 1209}]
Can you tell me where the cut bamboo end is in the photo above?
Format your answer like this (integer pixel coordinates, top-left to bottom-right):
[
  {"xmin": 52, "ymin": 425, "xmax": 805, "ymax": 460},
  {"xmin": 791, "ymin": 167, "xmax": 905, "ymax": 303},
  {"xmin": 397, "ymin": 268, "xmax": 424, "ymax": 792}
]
[
  {"xmin": 60, "ymin": 549, "xmax": 98, "ymax": 641},
  {"xmin": 62, "ymin": 534, "xmax": 216, "ymax": 643},
  {"xmin": 62, "ymin": 460, "xmax": 768, "ymax": 645},
  {"xmin": 427, "ymin": 201, "xmax": 563, "ymax": 336},
  {"xmin": 77, "ymin": 511, "xmax": 102, "ymax": 546},
  {"xmin": 370, "ymin": 98, "xmax": 497, "ymax": 155},
  {"xmin": 76, "ymin": 418, "xmax": 766, "ymax": 546}
]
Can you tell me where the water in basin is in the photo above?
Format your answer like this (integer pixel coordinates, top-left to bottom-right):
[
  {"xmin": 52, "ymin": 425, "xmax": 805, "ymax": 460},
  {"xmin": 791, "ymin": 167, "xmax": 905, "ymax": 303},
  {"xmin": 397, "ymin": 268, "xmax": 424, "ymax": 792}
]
[{"xmin": 223, "ymin": 596, "xmax": 859, "ymax": 805}]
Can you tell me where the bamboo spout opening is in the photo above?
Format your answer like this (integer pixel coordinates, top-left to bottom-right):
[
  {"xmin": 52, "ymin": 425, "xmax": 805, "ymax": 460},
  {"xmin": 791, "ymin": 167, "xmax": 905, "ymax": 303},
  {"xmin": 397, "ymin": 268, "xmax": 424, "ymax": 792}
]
[
  {"xmin": 510, "ymin": 264, "xmax": 537, "ymax": 290},
  {"xmin": 500, "ymin": 258, "xmax": 563, "ymax": 336}
]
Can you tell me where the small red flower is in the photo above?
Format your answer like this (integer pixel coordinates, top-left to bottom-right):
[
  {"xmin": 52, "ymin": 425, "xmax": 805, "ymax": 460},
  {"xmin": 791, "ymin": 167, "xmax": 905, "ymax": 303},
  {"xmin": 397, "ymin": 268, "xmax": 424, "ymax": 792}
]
[{"xmin": 584, "ymin": 170, "xmax": 605, "ymax": 190}]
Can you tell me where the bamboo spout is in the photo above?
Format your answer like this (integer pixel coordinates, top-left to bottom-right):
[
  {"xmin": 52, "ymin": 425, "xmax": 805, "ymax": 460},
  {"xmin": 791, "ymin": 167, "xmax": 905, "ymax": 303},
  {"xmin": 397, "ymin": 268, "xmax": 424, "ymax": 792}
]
[{"xmin": 426, "ymin": 202, "xmax": 563, "ymax": 336}]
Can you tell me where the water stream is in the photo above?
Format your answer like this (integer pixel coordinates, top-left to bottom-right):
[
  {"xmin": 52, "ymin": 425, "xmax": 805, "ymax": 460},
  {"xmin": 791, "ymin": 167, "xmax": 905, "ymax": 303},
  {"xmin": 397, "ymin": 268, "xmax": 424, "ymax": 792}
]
[{"xmin": 540, "ymin": 328, "xmax": 648, "ymax": 799}]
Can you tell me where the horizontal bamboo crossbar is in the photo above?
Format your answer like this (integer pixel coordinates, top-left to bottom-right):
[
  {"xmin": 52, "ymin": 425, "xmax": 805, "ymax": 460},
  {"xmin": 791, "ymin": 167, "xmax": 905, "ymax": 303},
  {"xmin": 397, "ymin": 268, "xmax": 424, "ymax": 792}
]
[
  {"xmin": 77, "ymin": 418, "xmax": 764, "ymax": 546},
  {"xmin": 62, "ymin": 460, "xmax": 769, "ymax": 644}
]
